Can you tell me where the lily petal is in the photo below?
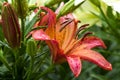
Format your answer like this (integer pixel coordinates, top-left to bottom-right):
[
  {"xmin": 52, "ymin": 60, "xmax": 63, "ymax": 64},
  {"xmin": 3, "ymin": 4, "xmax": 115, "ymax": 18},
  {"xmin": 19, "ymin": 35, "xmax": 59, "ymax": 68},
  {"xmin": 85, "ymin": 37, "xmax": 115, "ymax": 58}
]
[
  {"xmin": 41, "ymin": 7, "xmax": 56, "ymax": 39},
  {"xmin": 66, "ymin": 56, "xmax": 82, "ymax": 77},
  {"xmin": 75, "ymin": 36, "xmax": 106, "ymax": 49},
  {"xmin": 32, "ymin": 29, "xmax": 61, "ymax": 63},
  {"xmin": 62, "ymin": 16, "xmax": 77, "ymax": 50},
  {"xmin": 38, "ymin": 13, "xmax": 49, "ymax": 26},
  {"xmin": 55, "ymin": 14, "xmax": 77, "ymax": 48},
  {"xmin": 70, "ymin": 49, "xmax": 112, "ymax": 70},
  {"xmin": 46, "ymin": 40, "xmax": 61, "ymax": 63},
  {"xmin": 55, "ymin": 17, "xmax": 66, "ymax": 47},
  {"xmin": 32, "ymin": 29, "xmax": 50, "ymax": 40}
]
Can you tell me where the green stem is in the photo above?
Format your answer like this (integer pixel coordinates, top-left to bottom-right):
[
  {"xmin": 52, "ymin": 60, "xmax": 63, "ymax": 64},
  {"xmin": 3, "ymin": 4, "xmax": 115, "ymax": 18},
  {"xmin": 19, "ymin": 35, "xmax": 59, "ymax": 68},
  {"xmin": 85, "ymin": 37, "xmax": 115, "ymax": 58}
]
[
  {"xmin": 13, "ymin": 49, "xmax": 19, "ymax": 80},
  {"xmin": 0, "ymin": 49, "xmax": 12, "ymax": 71},
  {"xmin": 26, "ymin": 57, "xmax": 34, "ymax": 80},
  {"xmin": 21, "ymin": 18, "xmax": 25, "ymax": 42}
]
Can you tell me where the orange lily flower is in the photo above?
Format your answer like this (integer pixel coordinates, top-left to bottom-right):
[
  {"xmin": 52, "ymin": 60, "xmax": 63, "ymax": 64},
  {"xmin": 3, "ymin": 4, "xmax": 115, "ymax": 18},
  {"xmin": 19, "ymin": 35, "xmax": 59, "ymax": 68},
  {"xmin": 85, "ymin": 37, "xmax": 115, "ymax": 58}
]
[{"xmin": 32, "ymin": 7, "xmax": 112, "ymax": 77}]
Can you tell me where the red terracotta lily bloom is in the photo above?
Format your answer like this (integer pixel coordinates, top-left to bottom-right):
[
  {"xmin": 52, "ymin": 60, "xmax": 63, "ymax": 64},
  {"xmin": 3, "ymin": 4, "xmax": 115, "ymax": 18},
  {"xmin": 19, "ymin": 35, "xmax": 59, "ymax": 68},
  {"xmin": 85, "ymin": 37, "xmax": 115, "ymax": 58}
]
[{"xmin": 32, "ymin": 7, "xmax": 112, "ymax": 77}]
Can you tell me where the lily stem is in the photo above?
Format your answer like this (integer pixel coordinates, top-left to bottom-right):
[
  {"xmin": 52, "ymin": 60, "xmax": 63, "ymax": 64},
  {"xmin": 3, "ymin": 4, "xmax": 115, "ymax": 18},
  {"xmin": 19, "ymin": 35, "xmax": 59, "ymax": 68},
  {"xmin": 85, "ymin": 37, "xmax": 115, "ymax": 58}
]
[
  {"xmin": 26, "ymin": 57, "xmax": 34, "ymax": 80},
  {"xmin": 13, "ymin": 49, "xmax": 19, "ymax": 80},
  {"xmin": 21, "ymin": 18, "xmax": 25, "ymax": 42}
]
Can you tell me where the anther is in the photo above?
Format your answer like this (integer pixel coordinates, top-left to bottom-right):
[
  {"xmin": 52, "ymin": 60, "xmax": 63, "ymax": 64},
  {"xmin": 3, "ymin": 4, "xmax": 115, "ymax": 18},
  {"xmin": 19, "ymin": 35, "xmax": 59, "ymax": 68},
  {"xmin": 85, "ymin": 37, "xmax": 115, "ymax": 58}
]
[
  {"xmin": 59, "ymin": 18, "xmax": 74, "ymax": 32},
  {"xmin": 81, "ymin": 32, "xmax": 93, "ymax": 41},
  {"xmin": 75, "ymin": 24, "xmax": 89, "ymax": 36}
]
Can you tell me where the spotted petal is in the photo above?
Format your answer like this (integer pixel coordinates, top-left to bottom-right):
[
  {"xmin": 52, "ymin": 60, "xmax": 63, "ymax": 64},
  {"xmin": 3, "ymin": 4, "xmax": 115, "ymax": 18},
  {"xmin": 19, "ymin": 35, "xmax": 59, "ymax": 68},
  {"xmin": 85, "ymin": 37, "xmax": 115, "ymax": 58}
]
[
  {"xmin": 71, "ymin": 50, "xmax": 112, "ymax": 70},
  {"xmin": 66, "ymin": 56, "xmax": 82, "ymax": 77},
  {"xmin": 70, "ymin": 49, "xmax": 112, "ymax": 70}
]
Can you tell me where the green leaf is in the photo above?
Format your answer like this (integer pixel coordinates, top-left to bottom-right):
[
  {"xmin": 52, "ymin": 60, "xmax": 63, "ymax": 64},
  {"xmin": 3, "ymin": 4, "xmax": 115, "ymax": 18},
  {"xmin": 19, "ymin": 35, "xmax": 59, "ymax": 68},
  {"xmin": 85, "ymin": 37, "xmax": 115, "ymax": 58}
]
[
  {"xmin": 91, "ymin": 74, "xmax": 108, "ymax": 80},
  {"xmin": 106, "ymin": 6, "xmax": 115, "ymax": 20},
  {"xmin": 35, "ymin": 65, "xmax": 54, "ymax": 80},
  {"xmin": 57, "ymin": 0, "xmax": 85, "ymax": 18},
  {"xmin": 45, "ymin": 0, "xmax": 62, "ymax": 7},
  {"xmin": 89, "ymin": 0, "xmax": 100, "ymax": 7},
  {"xmin": 0, "ymin": 41, "xmax": 11, "ymax": 49},
  {"xmin": 0, "ymin": 49, "xmax": 12, "ymax": 71}
]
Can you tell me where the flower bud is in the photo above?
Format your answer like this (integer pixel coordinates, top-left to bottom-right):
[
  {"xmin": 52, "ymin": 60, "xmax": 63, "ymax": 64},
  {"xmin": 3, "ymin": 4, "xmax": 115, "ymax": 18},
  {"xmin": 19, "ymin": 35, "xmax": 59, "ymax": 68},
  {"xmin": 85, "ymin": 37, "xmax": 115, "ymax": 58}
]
[
  {"xmin": 57, "ymin": 0, "xmax": 85, "ymax": 18},
  {"xmin": 26, "ymin": 39, "xmax": 37, "ymax": 56},
  {"xmin": 12, "ymin": 0, "xmax": 28, "ymax": 18},
  {"xmin": 1, "ymin": 2, "xmax": 21, "ymax": 48}
]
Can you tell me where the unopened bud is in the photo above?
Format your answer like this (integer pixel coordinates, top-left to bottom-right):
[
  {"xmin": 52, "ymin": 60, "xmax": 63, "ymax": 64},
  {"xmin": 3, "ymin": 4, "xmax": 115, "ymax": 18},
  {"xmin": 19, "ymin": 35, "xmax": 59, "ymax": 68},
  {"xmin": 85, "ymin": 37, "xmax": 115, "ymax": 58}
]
[
  {"xmin": 12, "ymin": 0, "xmax": 28, "ymax": 18},
  {"xmin": 26, "ymin": 39, "xmax": 37, "ymax": 56},
  {"xmin": 1, "ymin": 2, "xmax": 21, "ymax": 48}
]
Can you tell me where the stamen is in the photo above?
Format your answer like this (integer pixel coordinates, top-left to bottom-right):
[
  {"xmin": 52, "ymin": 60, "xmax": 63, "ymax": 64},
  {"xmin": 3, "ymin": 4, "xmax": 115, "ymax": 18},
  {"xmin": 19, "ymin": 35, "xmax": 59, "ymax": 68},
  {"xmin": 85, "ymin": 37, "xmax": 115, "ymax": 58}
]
[
  {"xmin": 75, "ymin": 24, "xmax": 89, "ymax": 36},
  {"xmin": 60, "ymin": 20, "xmax": 69, "ymax": 25},
  {"xmin": 81, "ymin": 32, "xmax": 93, "ymax": 41},
  {"xmin": 65, "ymin": 17, "xmax": 71, "ymax": 20},
  {"xmin": 76, "ymin": 20, "xmax": 81, "ymax": 23},
  {"xmin": 59, "ymin": 18, "xmax": 74, "ymax": 32},
  {"xmin": 31, "ymin": 26, "xmax": 47, "ymax": 31}
]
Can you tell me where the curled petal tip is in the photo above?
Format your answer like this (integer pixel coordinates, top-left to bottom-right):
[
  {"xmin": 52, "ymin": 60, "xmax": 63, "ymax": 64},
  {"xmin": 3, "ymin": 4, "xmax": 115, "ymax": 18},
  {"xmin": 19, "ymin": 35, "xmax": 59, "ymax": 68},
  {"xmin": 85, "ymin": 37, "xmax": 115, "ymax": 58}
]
[
  {"xmin": 99, "ymin": 61, "xmax": 112, "ymax": 71},
  {"xmin": 103, "ymin": 44, "xmax": 107, "ymax": 49},
  {"xmin": 105, "ymin": 63, "xmax": 112, "ymax": 71}
]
